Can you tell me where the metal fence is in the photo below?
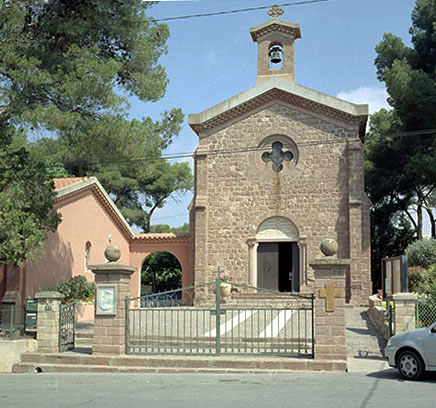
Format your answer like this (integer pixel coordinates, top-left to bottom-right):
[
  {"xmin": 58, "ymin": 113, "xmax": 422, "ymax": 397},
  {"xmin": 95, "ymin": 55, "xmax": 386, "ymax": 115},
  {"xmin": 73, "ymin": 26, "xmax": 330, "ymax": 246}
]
[
  {"xmin": 0, "ymin": 304, "xmax": 25, "ymax": 339},
  {"xmin": 416, "ymin": 296, "xmax": 436, "ymax": 328},
  {"xmin": 126, "ymin": 279, "xmax": 314, "ymax": 357}
]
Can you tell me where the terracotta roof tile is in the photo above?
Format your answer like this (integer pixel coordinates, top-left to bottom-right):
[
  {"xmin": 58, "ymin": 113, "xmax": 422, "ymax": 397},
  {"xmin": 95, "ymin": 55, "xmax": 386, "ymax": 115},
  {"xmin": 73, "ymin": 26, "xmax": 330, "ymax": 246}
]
[
  {"xmin": 134, "ymin": 233, "xmax": 190, "ymax": 243},
  {"xmin": 53, "ymin": 177, "xmax": 88, "ymax": 191}
]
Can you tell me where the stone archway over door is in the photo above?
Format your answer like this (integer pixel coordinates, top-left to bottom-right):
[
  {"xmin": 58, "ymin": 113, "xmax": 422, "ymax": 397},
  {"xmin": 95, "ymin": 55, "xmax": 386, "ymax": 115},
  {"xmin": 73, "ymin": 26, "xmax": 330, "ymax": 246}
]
[{"xmin": 255, "ymin": 217, "xmax": 300, "ymax": 292}]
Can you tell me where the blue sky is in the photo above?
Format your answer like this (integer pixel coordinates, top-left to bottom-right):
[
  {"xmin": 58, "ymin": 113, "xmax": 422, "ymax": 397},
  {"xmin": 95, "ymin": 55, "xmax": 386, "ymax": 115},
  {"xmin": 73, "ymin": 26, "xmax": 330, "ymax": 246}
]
[{"xmin": 132, "ymin": 0, "xmax": 417, "ymax": 228}]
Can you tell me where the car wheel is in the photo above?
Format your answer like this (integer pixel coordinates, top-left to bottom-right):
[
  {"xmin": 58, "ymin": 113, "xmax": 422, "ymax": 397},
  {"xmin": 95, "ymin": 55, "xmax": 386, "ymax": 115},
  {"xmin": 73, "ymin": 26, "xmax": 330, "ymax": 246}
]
[{"xmin": 397, "ymin": 350, "xmax": 424, "ymax": 380}]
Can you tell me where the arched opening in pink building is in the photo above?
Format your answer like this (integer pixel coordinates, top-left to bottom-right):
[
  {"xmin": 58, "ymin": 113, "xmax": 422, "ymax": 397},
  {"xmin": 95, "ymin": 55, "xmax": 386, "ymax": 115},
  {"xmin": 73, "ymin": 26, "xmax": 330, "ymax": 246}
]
[
  {"xmin": 129, "ymin": 233, "xmax": 190, "ymax": 299},
  {"xmin": 140, "ymin": 251, "xmax": 182, "ymax": 295}
]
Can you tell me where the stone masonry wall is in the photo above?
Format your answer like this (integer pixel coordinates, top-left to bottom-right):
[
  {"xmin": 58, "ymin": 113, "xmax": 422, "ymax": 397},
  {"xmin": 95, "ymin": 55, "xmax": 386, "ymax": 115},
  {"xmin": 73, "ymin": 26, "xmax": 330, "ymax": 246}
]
[{"xmin": 192, "ymin": 102, "xmax": 371, "ymax": 305}]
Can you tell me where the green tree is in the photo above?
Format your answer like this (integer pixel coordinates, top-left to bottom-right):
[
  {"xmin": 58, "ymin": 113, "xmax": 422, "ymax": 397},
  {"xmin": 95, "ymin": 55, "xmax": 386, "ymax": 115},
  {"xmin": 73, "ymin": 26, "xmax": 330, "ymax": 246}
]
[
  {"xmin": 367, "ymin": 0, "xmax": 436, "ymax": 240},
  {"xmin": 149, "ymin": 223, "xmax": 190, "ymax": 233},
  {"xmin": 1, "ymin": 0, "xmax": 192, "ymax": 234},
  {"xmin": 406, "ymin": 238, "xmax": 436, "ymax": 268},
  {"xmin": 141, "ymin": 252, "xmax": 182, "ymax": 293},
  {"xmin": 0, "ymin": 131, "xmax": 60, "ymax": 265},
  {"xmin": 366, "ymin": 0, "xmax": 436, "ymax": 286}
]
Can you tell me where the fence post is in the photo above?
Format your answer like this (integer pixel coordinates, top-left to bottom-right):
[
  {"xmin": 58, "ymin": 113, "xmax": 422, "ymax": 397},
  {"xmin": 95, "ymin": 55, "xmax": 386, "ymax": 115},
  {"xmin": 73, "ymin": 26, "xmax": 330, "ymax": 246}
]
[
  {"xmin": 310, "ymin": 258, "xmax": 350, "ymax": 361},
  {"xmin": 35, "ymin": 291, "xmax": 65, "ymax": 353},
  {"xmin": 392, "ymin": 293, "xmax": 417, "ymax": 334},
  {"xmin": 215, "ymin": 267, "xmax": 222, "ymax": 356},
  {"xmin": 89, "ymin": 245, "xmax": 136, "ymax": 356}
]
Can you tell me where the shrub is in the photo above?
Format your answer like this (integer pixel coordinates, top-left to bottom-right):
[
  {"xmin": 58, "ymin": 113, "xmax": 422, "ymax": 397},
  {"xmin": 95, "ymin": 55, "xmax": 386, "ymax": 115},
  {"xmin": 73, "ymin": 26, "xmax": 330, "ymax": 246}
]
[
  {"xmin": 408, "ymin": 266, "xmax": 425, "ymax": 293},
  {"xmin": 405, "ymin": 238, "xmax": 436, "ymax": 269},
  {"xmin": 408, "ymin": 264, "xmax": 436, "ymax": 298},
  {"xmin": 48, "ymin": 276, "xmax": 95, "ymax": 303}
]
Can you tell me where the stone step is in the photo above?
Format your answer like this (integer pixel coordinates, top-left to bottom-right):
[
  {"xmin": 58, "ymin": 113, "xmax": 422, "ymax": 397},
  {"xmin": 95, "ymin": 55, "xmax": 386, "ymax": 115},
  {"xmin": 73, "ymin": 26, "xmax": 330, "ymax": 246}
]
[
  {"xmin": 12, "ymin": 362, "xmax": 332, "ymax": 374},
  {"xmin": 14, "ymin": 352, "xmax": 346, "ymax": 373},
  {"xmin": 75, "ymin": 332, "xmax": 93, "ymax": 339}
]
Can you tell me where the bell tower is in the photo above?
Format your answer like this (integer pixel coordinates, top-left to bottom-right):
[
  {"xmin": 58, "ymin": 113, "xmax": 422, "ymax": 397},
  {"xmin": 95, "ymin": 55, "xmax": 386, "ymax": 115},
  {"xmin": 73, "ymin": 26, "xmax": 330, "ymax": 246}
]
[{"xmin": 250, "ymin": 5, "xmax": 301, "ymax": 84}]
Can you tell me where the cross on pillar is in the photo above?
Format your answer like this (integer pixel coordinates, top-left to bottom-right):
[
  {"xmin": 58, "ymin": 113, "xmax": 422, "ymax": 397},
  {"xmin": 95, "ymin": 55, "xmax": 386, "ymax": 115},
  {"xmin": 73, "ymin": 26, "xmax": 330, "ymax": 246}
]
[{"xmin": 319, "ymin": 282, "xmax": 342, "ymax": 312}]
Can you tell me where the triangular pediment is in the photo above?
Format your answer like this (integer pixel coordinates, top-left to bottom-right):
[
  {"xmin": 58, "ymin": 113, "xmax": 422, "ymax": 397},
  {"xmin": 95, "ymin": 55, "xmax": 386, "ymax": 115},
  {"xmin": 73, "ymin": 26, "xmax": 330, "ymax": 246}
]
[
  {"xmin": 189, "ymin": 78, "xmax": 368, "ymax": 139},
  {"xmin": 55, "ymin": 177, "xmax": 134, "ymax": 240}
]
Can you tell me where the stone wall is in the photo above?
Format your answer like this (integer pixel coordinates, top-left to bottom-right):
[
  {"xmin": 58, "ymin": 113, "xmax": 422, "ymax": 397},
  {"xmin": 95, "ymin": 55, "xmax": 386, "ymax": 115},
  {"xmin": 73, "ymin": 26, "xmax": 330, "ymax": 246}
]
[
  {"xmin": 192, "ymin": 102, "xmax": 371, "ymax": 305},
  {"xmin": 0, "ymin": 339, "xmax": 37, "ymax": 373},
  {"xmin": 367, "ymin": 295, "xmax": 390, "ymax": 340}
]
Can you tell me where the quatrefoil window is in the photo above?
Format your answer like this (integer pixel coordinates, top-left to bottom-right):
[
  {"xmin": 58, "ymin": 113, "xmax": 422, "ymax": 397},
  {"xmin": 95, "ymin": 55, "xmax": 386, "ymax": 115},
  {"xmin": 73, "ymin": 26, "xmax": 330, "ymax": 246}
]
[{"xmin": 261, "ymin": 141, "xmax": 294, "ymax": 172}]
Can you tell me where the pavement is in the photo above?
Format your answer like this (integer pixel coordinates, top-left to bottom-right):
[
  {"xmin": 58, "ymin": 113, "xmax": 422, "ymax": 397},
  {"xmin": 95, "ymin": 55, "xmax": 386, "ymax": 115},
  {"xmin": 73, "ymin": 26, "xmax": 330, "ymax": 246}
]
[
  {"xmin": 345, "ymin": 306, "xmax": 389, "ymax": 372},
  {"xmin": 1, "ymin": 371, "xmax": 436, "ymax": 408}
]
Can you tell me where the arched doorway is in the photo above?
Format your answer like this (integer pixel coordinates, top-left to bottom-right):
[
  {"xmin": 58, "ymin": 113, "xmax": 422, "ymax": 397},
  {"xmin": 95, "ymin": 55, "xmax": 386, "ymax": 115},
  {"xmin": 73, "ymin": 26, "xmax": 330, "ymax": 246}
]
[
  {"xmin": 256, "ymin": 217, "xmax": 300, "ymax": 292},
  {"xmin": 141, "ymin": 251, "xmax": 182, "ymax": 295}
]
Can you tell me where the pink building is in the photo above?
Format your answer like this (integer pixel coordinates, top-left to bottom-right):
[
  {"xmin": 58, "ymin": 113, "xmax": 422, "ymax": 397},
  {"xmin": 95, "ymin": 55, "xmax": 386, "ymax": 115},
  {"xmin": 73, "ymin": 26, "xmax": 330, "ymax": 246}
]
[{"xmin": 0, "ymin": 177, "xmax": 189, "ymax": 313}]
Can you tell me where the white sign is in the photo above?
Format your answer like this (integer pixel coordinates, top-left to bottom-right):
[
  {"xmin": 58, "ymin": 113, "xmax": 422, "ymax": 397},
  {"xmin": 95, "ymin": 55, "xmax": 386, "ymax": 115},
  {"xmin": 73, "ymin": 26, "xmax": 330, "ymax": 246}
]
[{"xmin": 96, "ymin": 285, "xmax": 116, "ymax": 315}]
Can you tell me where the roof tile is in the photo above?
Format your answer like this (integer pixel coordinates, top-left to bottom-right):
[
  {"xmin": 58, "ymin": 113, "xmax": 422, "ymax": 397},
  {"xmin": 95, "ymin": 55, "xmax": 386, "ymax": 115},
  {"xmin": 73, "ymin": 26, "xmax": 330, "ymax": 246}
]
[{"xmin": 53, "ymin": 177, "xmax": 88, "ymax": 191}]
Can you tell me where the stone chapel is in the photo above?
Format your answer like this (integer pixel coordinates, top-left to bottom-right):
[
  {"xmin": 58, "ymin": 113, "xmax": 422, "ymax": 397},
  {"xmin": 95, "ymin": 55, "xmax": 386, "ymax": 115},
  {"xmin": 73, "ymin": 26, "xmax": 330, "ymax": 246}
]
[{"xmin": 188, "ymin": 6, "xmax": 371, "ymax": 306}]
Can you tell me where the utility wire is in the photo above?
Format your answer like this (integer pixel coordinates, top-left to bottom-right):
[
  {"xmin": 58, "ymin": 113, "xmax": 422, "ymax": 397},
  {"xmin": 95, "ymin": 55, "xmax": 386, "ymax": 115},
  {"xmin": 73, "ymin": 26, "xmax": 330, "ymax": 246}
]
[
  {"xmin": 2, "ymin": 128, "xmax": 436, "ymax": 172},
  {"xmin": 154, "ymin": 0, "xmax": 330, "ymax": 22}
]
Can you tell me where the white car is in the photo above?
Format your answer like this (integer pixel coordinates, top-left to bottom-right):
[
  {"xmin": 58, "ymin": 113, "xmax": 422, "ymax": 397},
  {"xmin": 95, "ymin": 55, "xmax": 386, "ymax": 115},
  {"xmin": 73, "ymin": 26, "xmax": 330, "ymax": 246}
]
[{"xmin": 385, "ymin": 322, "xmax": 436, "ymax": 380}]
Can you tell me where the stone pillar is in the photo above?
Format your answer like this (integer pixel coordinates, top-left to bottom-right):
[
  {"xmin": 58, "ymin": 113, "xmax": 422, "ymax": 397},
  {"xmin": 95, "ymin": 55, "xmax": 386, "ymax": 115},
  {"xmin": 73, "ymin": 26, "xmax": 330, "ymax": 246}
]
[
  {"xmin": 89, "ymin": 245, "xmax": 136, "ymax": 355},
  {"xmin": 35, "ymin": 291, "xmax": 64, "ymax": 353},
  {"xmin": 393, "ymin": 293, "xmax": 417, "ymax": 334},
  {"xmin": 310, "ymin": 258, "xmax": 350, "ymax": 361},
  {"xmin": 89, "ymin": 262, "xmax": 136, "ymax": 355}
]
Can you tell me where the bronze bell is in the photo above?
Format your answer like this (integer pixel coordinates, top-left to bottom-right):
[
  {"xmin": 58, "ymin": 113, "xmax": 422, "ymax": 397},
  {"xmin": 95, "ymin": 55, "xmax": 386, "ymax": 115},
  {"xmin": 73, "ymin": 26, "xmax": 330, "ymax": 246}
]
[{"xmin": 269, "ymin": 46, "xmax": 282, "ymax": 64}]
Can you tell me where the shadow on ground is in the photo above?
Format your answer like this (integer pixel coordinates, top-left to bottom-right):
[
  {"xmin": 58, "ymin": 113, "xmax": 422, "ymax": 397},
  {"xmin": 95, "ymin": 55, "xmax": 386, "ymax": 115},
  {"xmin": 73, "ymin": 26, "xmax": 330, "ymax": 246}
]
[{"xmin": 367, "ymin": 368, "xmax": 436, "ymax": 383}]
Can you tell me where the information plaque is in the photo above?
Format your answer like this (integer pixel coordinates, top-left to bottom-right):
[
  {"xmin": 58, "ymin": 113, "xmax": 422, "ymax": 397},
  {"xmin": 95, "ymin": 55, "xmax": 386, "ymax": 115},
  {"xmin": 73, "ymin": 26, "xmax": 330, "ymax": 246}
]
[{"xmin": 96, "ymin": 285, "xmax": 116, "ymax": 315}]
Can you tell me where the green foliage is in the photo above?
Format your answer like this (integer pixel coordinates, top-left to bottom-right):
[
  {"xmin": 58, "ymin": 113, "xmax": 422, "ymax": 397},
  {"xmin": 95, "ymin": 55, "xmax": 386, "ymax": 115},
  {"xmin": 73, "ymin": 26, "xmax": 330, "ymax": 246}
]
[
  {"xmin": 367, "ymin": 0, "xmax": 436, "ymax": 287},
  {"xmin": 0, "ymin": 0, "xmax": 192, "ymax": 234},
  {"xmin": 408, "ymin": 266, "xmax": 426, "ymax": 293},
  {"xmin": 48, "ymin": 275, "xmax": 95, "ymax": 303},
  {"xmin": 409, "ymin": 264, "xmax": 436, "ymax": 298},
  {"xmin": 141, "ymin": 252, "xmax": 182, "ymax": 293},
  {"xmin": 0, "ymin": 130, "xmax": 60, "ymax": 265},
  {"xmin": 149, "ymin": 223, "xmax": 189, "ymax": 233},
  {"xmin": 0, "ymin": 0, "xmax": 170, "ymax": 133},
  {"xmin": 406, "ymin": 238, "xmax": 436, "ymax": 268}
]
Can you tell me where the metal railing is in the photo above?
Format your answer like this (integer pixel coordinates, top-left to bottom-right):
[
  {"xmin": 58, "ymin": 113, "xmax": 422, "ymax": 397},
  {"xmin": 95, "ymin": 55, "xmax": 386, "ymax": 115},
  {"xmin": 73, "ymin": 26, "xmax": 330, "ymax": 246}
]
[{"xmin": 126, "ymin": 273, "xmax": 314, "ymax": 357}]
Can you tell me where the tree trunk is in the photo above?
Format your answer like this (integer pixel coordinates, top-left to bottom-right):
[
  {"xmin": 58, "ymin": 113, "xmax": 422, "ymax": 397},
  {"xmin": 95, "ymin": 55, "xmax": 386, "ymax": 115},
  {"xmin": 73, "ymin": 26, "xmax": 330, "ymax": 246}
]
[
  {"xmin": 417, "ymin": 202, "xmax": 423, "ymax": 240},
  {"xmin": 424, "ymin": 207, "xmax": 436, "ymax": 238},
  {"xmin": 405, "ymin": 209, "xmax": 418, "ymax": 231}
]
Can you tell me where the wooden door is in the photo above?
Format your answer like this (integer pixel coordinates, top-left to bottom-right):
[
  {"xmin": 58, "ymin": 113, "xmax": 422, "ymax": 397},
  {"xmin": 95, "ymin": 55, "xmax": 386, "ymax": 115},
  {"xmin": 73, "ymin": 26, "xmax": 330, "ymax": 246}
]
[
  {"xmin": 292, "ymin": 242, "xmax": 300, "ymax": 292},
  {"xmin": 257, "ymin": 243, "xmax": 279, "ymax": 290}
]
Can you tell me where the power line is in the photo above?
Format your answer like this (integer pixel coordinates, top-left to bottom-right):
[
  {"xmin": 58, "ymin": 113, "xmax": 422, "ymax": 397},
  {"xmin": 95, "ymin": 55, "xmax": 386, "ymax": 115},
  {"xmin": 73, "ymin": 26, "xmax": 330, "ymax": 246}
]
[
  {"xmin": 154, "ymin": 0, "xmax": 330, "ymax": 22},
  {"xmin": 2, "ymin": 128, "xmax": 435, "ymax": 172}
]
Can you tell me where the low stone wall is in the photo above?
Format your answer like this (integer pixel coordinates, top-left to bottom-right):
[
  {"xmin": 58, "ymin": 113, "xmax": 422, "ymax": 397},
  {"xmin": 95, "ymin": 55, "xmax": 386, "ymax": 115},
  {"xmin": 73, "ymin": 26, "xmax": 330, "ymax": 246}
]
[
  {"xmin": 0, "ymin": 339, "xmax": 37, "ymax": 373},
  {"xmin": 367, "ymin": 295, "xmax": 390, "ymax": 340}
]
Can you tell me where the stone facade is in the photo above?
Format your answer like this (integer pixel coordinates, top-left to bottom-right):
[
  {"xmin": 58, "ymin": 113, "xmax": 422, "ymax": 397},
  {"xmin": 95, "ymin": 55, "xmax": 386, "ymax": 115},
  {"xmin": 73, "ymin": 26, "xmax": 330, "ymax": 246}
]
[{"xmin": 189, "ymin": 12, "xmax": 371, "ymax": 306}]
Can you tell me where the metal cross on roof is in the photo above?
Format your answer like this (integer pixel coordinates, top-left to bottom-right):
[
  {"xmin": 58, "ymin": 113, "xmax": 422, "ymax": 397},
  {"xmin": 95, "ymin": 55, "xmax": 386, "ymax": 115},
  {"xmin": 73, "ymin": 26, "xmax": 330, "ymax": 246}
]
[
  {"xmin": 261, "ymin": 141, "xmax": 293, "ymax": 172},
  {"xmin": 268, "ymin": 4, "xmax": 284, "ymax": 18}
]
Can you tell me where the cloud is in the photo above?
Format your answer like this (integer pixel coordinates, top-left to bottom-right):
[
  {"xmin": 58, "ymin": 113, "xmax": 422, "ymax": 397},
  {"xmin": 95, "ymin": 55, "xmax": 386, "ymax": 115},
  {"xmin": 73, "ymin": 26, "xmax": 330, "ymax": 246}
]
[{"xmin": 336, "ymin": 87, "xmax": 390, "ymax": 114}]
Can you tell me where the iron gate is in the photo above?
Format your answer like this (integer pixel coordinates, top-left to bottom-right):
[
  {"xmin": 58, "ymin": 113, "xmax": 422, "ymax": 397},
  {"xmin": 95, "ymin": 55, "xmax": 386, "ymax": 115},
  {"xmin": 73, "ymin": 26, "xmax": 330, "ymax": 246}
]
[
  {"xmin": 59, "ymin": 303, "xmax": 75, "ymax": 352},
  {"xmin": 126, "ymin": 273, "xmax": 314, "ymax": 357}
]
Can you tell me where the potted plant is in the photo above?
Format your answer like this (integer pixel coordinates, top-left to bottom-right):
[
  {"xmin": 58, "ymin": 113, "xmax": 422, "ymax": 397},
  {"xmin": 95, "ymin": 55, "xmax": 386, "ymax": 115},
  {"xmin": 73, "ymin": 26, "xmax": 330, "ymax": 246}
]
[{"xmin": 220, "ymin": 273, "xmax": 232, "ymax": 299}]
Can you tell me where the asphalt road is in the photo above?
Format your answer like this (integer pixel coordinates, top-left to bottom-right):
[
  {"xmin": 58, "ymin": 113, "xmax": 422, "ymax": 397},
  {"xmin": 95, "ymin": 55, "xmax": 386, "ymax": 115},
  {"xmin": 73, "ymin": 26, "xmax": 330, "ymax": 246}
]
[{"xmin": 1, "ymin": 370, "xmax": 435, "ymax": 408}]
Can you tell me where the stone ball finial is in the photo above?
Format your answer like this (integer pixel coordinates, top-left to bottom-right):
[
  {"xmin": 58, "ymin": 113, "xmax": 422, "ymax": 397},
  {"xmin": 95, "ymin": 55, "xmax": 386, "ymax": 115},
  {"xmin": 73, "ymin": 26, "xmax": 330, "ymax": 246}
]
[
  {"xmin": 104, "ymin": 245, "xmax": 121, "ymax": 263},
  {"xmin": 320, "ymin": 239, "xmax": 338, "ymax": 257}
]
